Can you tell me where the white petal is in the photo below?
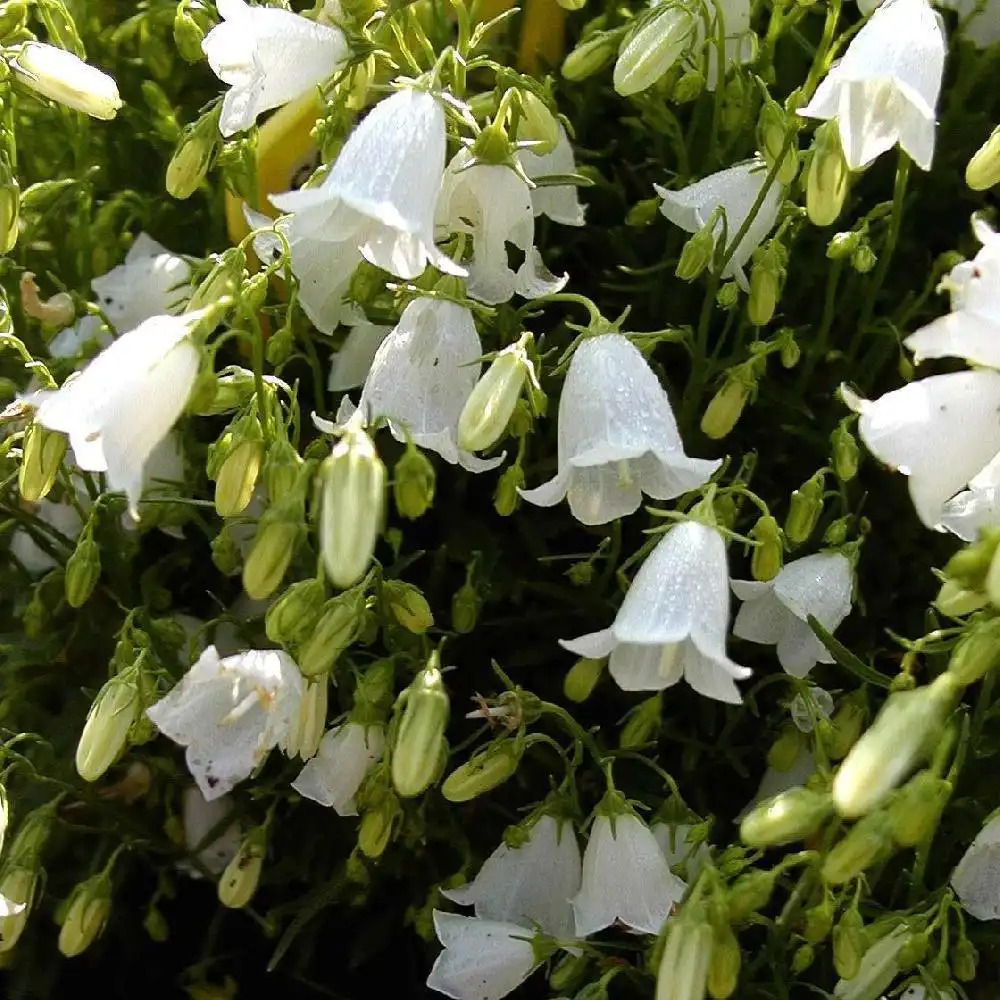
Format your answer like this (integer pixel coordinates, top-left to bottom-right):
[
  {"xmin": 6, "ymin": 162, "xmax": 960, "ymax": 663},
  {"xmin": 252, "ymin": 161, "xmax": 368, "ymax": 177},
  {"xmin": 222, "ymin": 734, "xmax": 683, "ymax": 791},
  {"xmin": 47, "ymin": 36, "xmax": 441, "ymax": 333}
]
[
  {"xmin": 682, "ymin": 642, "xmax": 750, "ymax": 704},
  {"xmin": 940, "ymin": 488, "xmax": 1000, "ymax": 541},
  {"xmin": 732, "ymin": 586, "xmax": 787, "ymax": 644},
  {"xmin": 559, "ymin": 628, "xmax": 617, "ymax": 659},
  {"xmin": 608, "ymin": 641, "xmax": 685, "ymax": 691},
  {"xmin": 951, "ymin": 815, "xmax": 1000, "ymax": 920},
  {"xmin": 291, "ymin": 723, "xmax": 385, "ymax": 816},
  {"xmin": 181, "ymin": 787, "xmax": 242, "ymax": 876},
  {"xmin": 773, "ymin": 552, "xmax": 853, "ymax": 630},
  {"xmin": 329, "ymin": 322, "xmax": 393, "ymax": 390},
  {"xmin": 289, "ymin": 235, "xmax": 363, "ymax": 335},
  {"xmin": 518, "ymin": 466, "xmax": 572, "ymax": 508},
  {"xmin": 515, "ymin": 125, "xmax": 586, "ymax": 226},
  {"xmin": 775, "ymin": 619, "xmax": 833, "ymax": 677},
  {"xmin": 652, "ymin": 822, "xmax": 710, "ymax": 882},
  {"xmin": 905, "ymin": 311, "xmax": 1000, "ymax": 370},
  {"xmin": 48, "ymin": 314, "xmax": 112, "ymax": 360},
  {"xmin": 565, "ymin": 462, "xmax": 644, "ymax": 524}
]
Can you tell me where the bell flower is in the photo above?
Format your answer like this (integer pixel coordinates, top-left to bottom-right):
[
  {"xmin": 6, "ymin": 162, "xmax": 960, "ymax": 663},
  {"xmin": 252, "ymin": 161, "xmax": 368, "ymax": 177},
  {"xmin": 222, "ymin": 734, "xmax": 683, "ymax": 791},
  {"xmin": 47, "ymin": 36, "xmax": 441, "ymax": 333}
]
[
  {"xmin": 939, "ymin": 487, "xmax": 1000, "ymax": 540},
  {"xmin": 426, "ymin": 912, "xmax": 542, "ymax": 1000},
  {"xmin": 352, "ymin": 298, "xmax": 503, "ymax": 472},
  {"xmin": 515, "ymin": 124, "xmax": 586, "ymax": 227},
  {"xmin": 146, "ymin": 645, "xmax": 305, "ymax": 800},
  {"xmin": 48, "ymin": 315, "xmax": 112, "ymax": 360},
  {"xmin": 32, "ymin": 312, "xmax": 204, "ymax": 517},
  {"xmin": 688, "ymin": 0, "xmax": 756, "ymax": 91},
  {"xmin": 291, "ymin": 722, "xmax": 385, "ymax": 816},
  {"xmin": 951, "ymin": 814, "xmax": 1000, "ymax": 919},
  {"xmin": 271, "ymin": 88, "xmax": 462, "ymax": 282},
  {"xmin": 436, "ymin": 148, "xmax": 566, "ymax": 305},
  {"xmin": 203, "ymin": 0, "xmax": 349, "ymax": 137},
  {"xmin": 561, "ymin": 521, "xmax": 752, "ymax": 703},
  {"xmin": 655, "ymin": 158, "xmax": 783, "ymax": 290},
  {"xmin": 328, "ymin": 321, "xmax": 392, "ymax": 391},
  {"xmin": 181, "ymin": 787, "xmax": 243, "ymax": 877},
  {"xmin": 10, "ymin": 498, "xmax": 83, "ymax": 574},
  {"xmin": 572, "ymin": 797, "xmax": 687, "ymax": 937},
  {"xmin": 442, "ymin": 814, "xmax": 582, "ymax": 939},
  {"xmin": 844, "ymin": 371, "xmax": 1000, "ymax": 529},
  {"xmin": 937, "ymin": 0, "xmax": 1000, "ymax": 48},
  {"xmin": 799, "ymin": 0, "xmax": 946, "ymax": 171},
  {"xmin": 651, "ymin": 822, "xmax": 711, "ymax": 882},
  {"xmin": 520, "ymin": 333, "xmax": 720, "ymax": 524},
  {"xmin": 731, "ymin": 552, "xmax": 854, "ymax": 677}
]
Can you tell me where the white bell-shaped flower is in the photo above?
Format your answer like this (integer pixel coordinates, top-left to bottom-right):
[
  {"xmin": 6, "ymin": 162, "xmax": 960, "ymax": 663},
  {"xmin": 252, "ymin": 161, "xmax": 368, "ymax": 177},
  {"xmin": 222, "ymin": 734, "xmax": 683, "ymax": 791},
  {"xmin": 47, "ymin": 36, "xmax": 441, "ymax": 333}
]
[
  {"xmin": 905, "ymin": 219, "xmax": 1000, "ymax": 370},
  {"xmin": 689, "ymin": 0, "xmax": 756, "ymax": 91},
  {"xmin": 328, "ymin": 322, "xmax": 393, "ymax": 391},
  {"xmin": 651, "ymin": 822, "xmax": 710, "ymax": 882},
  {"xmin": 203, "ymin": 0, "xmax": 349, "ymax": 137},
  {"xmin": 735, "ymin": 747, "xmax": 817, "ymax": 821},
  {"xmin": 271, "ymin": 88, "xmax": 462, "ymax": 281},
  {"xmin": 561, "ymin": 521, "xmax": 751, "ymax": 703},
  {"xmin": 937, "ymin": 0, "xmax": 1000, "ymax": 48},
  {"xmin": 442, "ymin": 814, "xmax": 581, "ymax": 939},
  {"xmin": 515, "ymin": 124, "xmax": 586, "ymax": 227},
  {"xmin": 939, "ymin": 487, "xmax": 1000, "ymax": 540},
  {"xmin": 799, "ymin": 0, "xmax": 946, "ymax": 171},
  {"xmin": 731, "ymin": 552, "xmax": 853, "ymax": 677},
  {"xmin": 655, "ymin": 158, "xmax": 783, "ymax": 290},
  {"xmin": 520, "ymin": 334, "xmax": 721, "ymax": 524},
  {"xmin": 845, "ymin": 371, "xmax": 1000, "ymax": 529},
  {"xmin": 426, "ymin": 912, "xmax": 541, "ymax": 1000},
  {"xmin": 291, "ymin": 722, "xmax": 385, "ymax": 816},
  {"xmin": 181, "ymin": 787, "xmax": 243, "ymax": 877},
  {"xmin": 436, "ymin": 148, "xmax": 566, "ymax": 305},
  {"xmin": 48, "ymin": 315, "xmax": 112, "ymax": 360},
  {"xmin": 146, "ymin": 645, "xmax": 305, "ymax": 801},
  {"xmin": 355, "ymin": 298, "xmax": 502, "ymax": 472},
  {"xmin": 10, "ymin": 498, "xmax": 83, "ymax": 574},
  {"xmin": 832, "ymin": 926, "xmax": 909, "ymax": 999},
  {"xmin": 951, "ymin": 815, "xmax": 1000, "ymax": 919},
  {"xmin": 572, "ymin": 801, "xmax": 687, "ymax": 937},
  {"xmin": 33, "ymin": 312, "xmax": 203, "ymax": 517}
]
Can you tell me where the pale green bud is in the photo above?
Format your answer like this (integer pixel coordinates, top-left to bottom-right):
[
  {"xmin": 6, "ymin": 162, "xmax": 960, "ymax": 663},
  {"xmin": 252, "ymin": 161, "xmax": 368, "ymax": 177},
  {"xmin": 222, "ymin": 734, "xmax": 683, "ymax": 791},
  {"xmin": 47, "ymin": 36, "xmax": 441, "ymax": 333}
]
[
  {"xmin": 706, "ymin": 923, "xmax": 740, "ymax": 999},
  {"xmin": 719, "ymin": 72, "xmax": 749, "ymax": 133},
  {"xmin": 262, "ymin": 438, "xmax": 303, "ymax": 500},
  {"xmin": 888, "ymin": 769, "xmax": 950, "ymax": 847},
  {"xmin": 298, "ymin": 590, "xmax": 365, "ymax": 677},
  {"xmin": 265, "ymin": 578, "xmax": 326, "ymax": 646},
  {"xmin": 944, "ymin": 531, "xmax": 1000, "ymax": 589},
  {"xmin": 494, "ymin": 463, "xmax": 524, "ymax": 516},
  {"xmin": 12, "ymin": 42, "xmax": 122, "ymax": 119},
  {"xmin": 213, "ymin": 438, "xmax": 263, "ymax": 517},
  {"xmin": 384, "ymin": 580, "xmax": 434, "ymax": 634},
  {"xmin": 442, "ymin": 741, "xmax": 521, "ymax": 802},
  {"xmin": 18, "ymin": 423, "xmax": 66, "ymax": 502},
  {"xmin": 0, "ymin": 153, "xmax": 18, "ymax": 254},
  {"xmin": 394, "ymin": 443, "xmax": 435, "ymax": 519},
  {"xmin": 823, "ymin": 813, "xmax": 893, "ymax": 885},
  {"xmin": 564, "ymin": 657, "xmax": 604, "ymax": 702},
  {"xmin": 392, "ymin": 659, "xmax": 450, "ymax": 798},
  {"xmin": 726, "ymin": 869, "xmax": 776, "ymax": 923},
  {"xmin": 791, "ymin": 944, "xmax": 814, "ymax": 974},
  {"xmin": 701, "ymin": 370, "xmax": 753, "ymax": 439},
  {"xmin": 457, "ymin": 333, "xmax": 535, "ymax": 453},
  {"xmin": 757, "ymin": 99, "xmax": 798, "ymax": 186},
  {"xmin": 807, "ymin": 121, "xmax": 848, "ymax": 228},
  {"xmin": 672, "ymin": 69, "xmax": 705, "ymax": 103},
  {"xmin": 193, "ymin": 368, "xmax": 258, "ymax": 416},
  {"xmin": 740, "ymin": 787, "xmax": 832, "ymax": 847},
  {"xmin": 833, "ymin": 907, "xmax": 866, "ymax": 980},
  {"xmin": 785, "ymin": 473, "xmax": 824, "ymax": 545},
  {"xmin": 934, "ymin": 578, "xmax": 988, "ymax": 617},
  {"xmin": 827, "ymin": 230, "xmax": 861, "ymax": 260},
  {"xmin": 833, "ymin": 673, "xmax": 962, "ymax": 817},
  {"xmin": 613, "ymin": 6, "xmax": 695, "ymax": 96},
  {"xmin": 779, "ymin": 329, "xmax": 800, "ymax": 368},
  {"xmin": 822, "ymin": 691, "xmax": 867, "ymax": 761},
  {"xmin": 627, "ymin": 196, "xmax": 661, "ymax": 227},
  {"xmin": 320, "ymin": 424, "xmax": 386, "ymax": 589},
  {"xmin": 748, "ymin": 241, "xmax": 787, "ymax": 328},
  {"xmin": 548, "ymin": 953, "xmax": 590, "ymax": 994},
  {"xmin": 166, "ymin": 107, "xmax": 219, "ymax": 199},
  {"xmin": 174, "ymin": 0, "xmax": 206, "ymax": 63},
  {"xmin": 676, "ymin": 222, "xmax": 717, "ymax": 281},
  {"xmin": 851, "ymin": 242, "xmax": 877, "ymax": 274},
  {"xmin": 451, "ymin": 581, "xmax": 478, "ymax": 633},
  {"xmin": 949, "ymin": 615, "xmax": 1000, "ymax": 684},
  {"xmin": 716, "ymin": 280, "xmax": 740, "ymax": 310},
  {"xmin": 750, "ymin": 515, "xmax": 783, "ymax": 582},
  {"xmin": 515, "ymin": 90, "xmax": 560, "ymax": 156},
  {"xmin": 65, "ymin": 527, "xmax": 101, "ymax": 608},
  {"xmin": 619, "ymin": 693, "xmax": 661, "ymax": 747},
  {"xmin": 831, "ymin": 422, "xmax": 859, "ymax": 482},
  {"xmin": 966, "ymin": 124, "xmax": 1000, "ymax": 191},
  {"xmin": 210, "ymin": 525, "xmax": 241, "ymax": 576},
  {"xmin": 951, "ymin": 938, "xmax": 978, "ymax": 981},
  {"xmin": 242, "ymin": 509, "xmax": 300, "ymax": 599},
  {"xmin": 768, "ymin": 725, "xmax": 805, "ymax": 771},
  {"xmin": 0, "ymin": 867, "xmax": 36, "ymax": 953},
  {"xmin": 358, "ymin": 792, "xmax": 400, "ymax": 858},
  {"xmin": 802, "ymin": 892, "xmax": 835, "ymax": 944},
  {"xmin": 218, "ymin": 827, "xmax": 266, "ymax": 909},
  {"xmin": 561, "ymin": 30, "xmax": 621, "ymax": 82},
  {"xmin": 58, "ymin": 874, "xmax": 111, "ymax": 957},
  {"xmin": 187, "ymin": 247, "xmax": 245, "ymax": 313},
  {"xmin": 76, "ymin": 674, "xmax": 140, "ymax": 782},
  {"xmin": 656, "ymin": 901, "xmax": 713, "ymax": 1000}
]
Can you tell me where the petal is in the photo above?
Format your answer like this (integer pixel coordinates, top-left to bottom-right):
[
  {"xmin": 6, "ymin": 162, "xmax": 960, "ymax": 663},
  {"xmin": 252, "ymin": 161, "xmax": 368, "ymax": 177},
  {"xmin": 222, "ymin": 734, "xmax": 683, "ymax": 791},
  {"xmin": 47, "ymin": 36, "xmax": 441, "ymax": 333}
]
[
  {"xmin": 732, "ymin": 589, "xmax": 789, "ymax": 645},
  {"xmin": 566, "ymin": 462, "xmax": 644, "ymax": 525},
  {"xmin": 775, "ymin": 618, "xmax": 831, "ymax": 677},
  {"xmin": 951, "ymin": 816, "xmax": 1000, "ymax": 920},
  {"xmin": 559, "ymin": 628, "xmax": 617, "ymax": 659},
  {"xmin": 608, "ymin": 641, "xmax": 685, "ymax": 691},
  {"xmin": 289, "ymin": 235, "xmax": 363, "ymax": 334},
  {"xmin": 291, "ymin": 723, "xmax": 385, "ymax": 816},
  {"xmin": 773, "ymin": 552, "xmax": 853, "ymax": 629},
  {"xmin": 518, "ymin": 465, "xmax": 572, "ymax": 508},
  {"xmin": 939, "ymin": 488, "xmax": 1000, "ymax": 541},
  {"xmin": 515, "ymin": 125, "xmax": 586, "ymax": 227},
  {"xmin": 905, "ymin": 311, "xmax": 1000, "ymax": 370},
  {"xmin": 329, "ymin": 322, "xmax": 393, "ymax": 391},
  {"xmin": 682, "ymin": 641, "xmax": 750, "ymax": 704},
  {"xmin": 634, "ymin": 451, "xmax": 722, "ymax": 501}
]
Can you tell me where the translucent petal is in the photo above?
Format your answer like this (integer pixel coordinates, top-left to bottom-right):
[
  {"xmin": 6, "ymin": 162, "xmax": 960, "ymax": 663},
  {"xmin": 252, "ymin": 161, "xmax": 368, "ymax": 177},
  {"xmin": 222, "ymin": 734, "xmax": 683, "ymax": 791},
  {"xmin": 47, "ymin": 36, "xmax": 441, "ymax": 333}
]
[
  {"xmin": 775, "ymin": 619, "xmax": 832, "ymax": 677},
  {"xmin": 838, "ymin": 79, "xmax": 907, "ymax": 170},
  {"xmin": 682, "ymin": 642, "xmax": 750, "ymax": 704},
  {"xmin": 181, "ymin": 787, "xmax": 243, "ymax": 877},
  {"xmin": 939, "ymin": 488, "xmax": 1000, "ymax": 541},
  {"xmin": 9, "ymin": 500, "xmax": 83, "ymax": 575},
  {"xmin": 329, "ymin": 322, "xmax": 393, "ymax": 391},
  {"xmin": 559, "ymin": 628, "xmax": 617, "ymax": 659},
  {"xmin": 518, "ymin": 465, "xmax": 572, "ymax": 508},
  {"xmin": 773, "ymin": 552, "xmax": 853, "ymax": 629},
  {"xmin": 608, "ymin": 641, "xmax": 685, "ymax": 691},
  {"xmin": 289, "ymin": 235, "xmax": 363, "ymax": 334},
  {"xmin": 951, "ymin": 815, "xmax": 1000, "ymax": 920},
  {"xmin": 652, "ymin": 822, "xmax": 710, "ymax": 882},
  {"xmin": 633, "ymin": 450, "xmax": 722, "ymax": 502},
  {"xmin": 905, "ymin": 311, "xmax": 1000, "ymax": 370},
  {"xmin": 515, "ymin": 125, "xmax": 586, "ymax": 226},
  {"xmin": 565, "ymin": 462, "xmax": 644, "ymax": 524},
  {"xmin": 732, "ymin": 586, "xmax": 786, "ymax": 644},
  {"xmin": 291, "ymin": 723, "xmax": 385, "ymax": 816}
]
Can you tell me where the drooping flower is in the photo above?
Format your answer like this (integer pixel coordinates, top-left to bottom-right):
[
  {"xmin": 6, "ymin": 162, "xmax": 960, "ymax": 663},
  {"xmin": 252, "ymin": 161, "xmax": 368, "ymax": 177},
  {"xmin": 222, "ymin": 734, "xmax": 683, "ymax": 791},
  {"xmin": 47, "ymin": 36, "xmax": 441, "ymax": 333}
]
[
  {"xmin": 291, "ymin": 722, "xmax": 385, "ymax": 816},
  {"xmin": 353, "ymin": 298, "xmax": 502, "ymax": 472},
  {"xmin": 651, "ymin": 822, "xmax": 711, "ymax": 883},
  {"xmin": 799, "ymin": 0, "xmax": 946, "ymax": 171},
  {"xmin": 436, "ymin": 148, "xmax": 566, "ymax": 305},
  {"xmin": 572, "ymin": 796, "xmax": 687, "ymax": 937},
  {"xmin": 146, "ymin": 645, "xmax": 305, "ymax": 800},
  {"xmin": 844, "ymin": 372, "xmax": 1000, "ymax": 529},
  {"xmin": 520, "ymin": 334, "xmax": 720, "ymax": 524},
  {"xmin": 181, "ymin": 787, "xmax": 243, "ymax": 877},
  {"xmin": 442, "ymin": 814, "xmax": 582, "ymax": 939},
  {"xmin": 32, "ymin": 312, "xmax": 204, "ymax": 517},
  {"xmin": 328, "ymin": 321, "xmax": 393, "ymax": 391},
  {"xmin": 731, "ymin": 552, "xmax": 854, "ymax": 677},
  {"xmin": 687, "ymin": 0, "xmax": 757, "ymax": 91},
  {"xmin": 203, "ymin": 0, "xmax": 349, "ymax": 137},
  {"xmin": 426, "ymin": 912, "xmax": 542, "ymax": 1000},
  {"xmin": 655, "ymin": 158, "xmax": 783, "ymax": 289},
  {"xmin": 515, "ymin": 124, "xmax": 586, "ymax": 227},
  {"xmin": 271, "ymin": 88, "xmax": 462, "ymax": 282},
  {"xmin": 561, "ymin": 521, "xmax": 752, "ymax": 703},
  {"xmin": 951, "ymin": 814, "xmax": 1000, "ymax": 919}
]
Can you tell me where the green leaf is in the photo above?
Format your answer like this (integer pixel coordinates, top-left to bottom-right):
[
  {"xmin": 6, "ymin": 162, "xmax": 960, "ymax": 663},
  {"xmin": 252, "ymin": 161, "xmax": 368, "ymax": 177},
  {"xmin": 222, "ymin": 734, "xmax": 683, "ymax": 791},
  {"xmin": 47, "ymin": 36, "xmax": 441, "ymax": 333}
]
[{"xmin": 806, "ymin": 615, "xmax": 892, "ymax": 689}]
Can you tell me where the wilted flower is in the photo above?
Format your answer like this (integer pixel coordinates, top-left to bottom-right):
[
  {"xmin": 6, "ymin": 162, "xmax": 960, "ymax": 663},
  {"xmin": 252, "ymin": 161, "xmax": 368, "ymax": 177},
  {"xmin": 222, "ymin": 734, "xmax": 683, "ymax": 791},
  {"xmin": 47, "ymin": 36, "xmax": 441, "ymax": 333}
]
[
  {"xmin": 203, "ymin": 0, "xmax": 349, "ymax": 137},
  {"xmin": 515, "ymin": 124, "xmax": 586, "ymax": 227},
  {"xmin": 426, "ymin": 912, "xmax": 542, "ymax": 1000},
  {"xmin": 561, "ymin": 521, "xmax": 752, "ymax": 703},
  {"xmin": 146, "ymin": 646, "xmax": 305, "ymax": 800},
  {"xmin": 520, "ymin": 334, "xmax": 720, "ymax": 524},
  {"xmin": 799, "ymin": 0, "xmax": 946, "ymax": 171},
  {"xmin": 291, "ymin": 722, "xmax": 385, "ymax": 816},
  {"xmin": 951, "ymin": 814, "xmax": 1000, "ymax": 919},
  {"xmin": 572, "ymin": 797, "xmax": 686, "ymax": 936},
  {"xmin": 328, "ymin": 322, "xmax": 392, "ymax": 391},
  {"xmin": 656, "ymin": 158, "xmax": 783, "ymax": 289},
  {"xmin": 443, "ymin": 814, "xmax": 582, "ymax": 939},
  {"xmin": 33, "ymin": 312, "xmax": 204, "ymax": 517},
  {"xmin": 436, "ymin": 148, "xmax": 566, "ymax": 305},
  {"xmin": 732, "ymin": 552, "xmax": 854, "ymax": 677}
]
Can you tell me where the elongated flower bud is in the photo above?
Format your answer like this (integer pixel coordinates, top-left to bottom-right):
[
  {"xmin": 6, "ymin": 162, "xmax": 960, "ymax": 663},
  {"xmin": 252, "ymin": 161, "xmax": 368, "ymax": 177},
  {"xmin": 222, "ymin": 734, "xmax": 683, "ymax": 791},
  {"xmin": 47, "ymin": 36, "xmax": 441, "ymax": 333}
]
[
  {"xmin": 12, "ymin": 42, "xmax": 122, "ymax": 119},
  {"xmin": 656, "ymin": 901, "xmax": 714, "ymax": 1000},
  {"xmin": 0, "ymin": 153, "xmax": 19, "ymax": 254},
  {"xmin": 166, "ymin": 106, "xmax": 220, "ymax": 199},
  {"xmin": 707, "ymin": 923, "xmax": 741, "ymax": 999},
  {"xmin": 187, "ymin": 247, "xmax": 245, "ymax": 314},
  {"xmin": 451, "ymin": 581, "xmax": 478, "ymax": 633},
  {"xmin": 750, "ymin": 515, "xmax": 783, "ymax": 582},
  {"xmin": 807, "ymin": 121, "xmax": 848, "ymax": 228},
  {"xmin": 561, "ymin": 30, "xmax": 621, "ymax": 82},
  {"xmin": 218, "ymin": 827, "xmax": 266, "ymax": 909},
  {"xmin": 442, "ymin": 741, "xmax": 521, "ymax": 802},
  {"xmin": 173, "ymin": 0, "xmax": 206, "ymax": 63},
  {"xmin": 613, "ymin": 5, "xmax": 694, "ymax": 97},
  {"xmin": 726, "ymin": 869, "xmax": 776, "ymax": 923},
  {"xmin": 564, "ymin": 657, "xmax": 604, "ymax": 702},
  {"xmin": 265, "ymin": 578, "xmax": 326, "ymax": 646},
  {"xmin": 740, "ymin": 787, "xmax": 832, "ymax": 847},
  {"xmin": 18, "ymin": 423, "xmax": 66, "ymax": 502},
  {"xmin": 831, "ymin": 422, "xmax": 859, "ymax": 482},
  {"xmin": 785, "ymin": 473, "xmax": 824, "ymax": 545},
  {"xmin": 65, "ymin": 527, "xmax": 100, "ymax": 608},
  {"xmin": 822, "ymin": 813, "xmax": 893, "ymax": 884},
  {"xmin": 213, "ymin": 438, "xmax": 263, "ymax": 518},
  {"xmin": 888, "ymin": 770, "xmax": 950, "ymax": 847},
  {"xmin": 0, "ymin": 867, "xmax": 35, "ymax": 953},
  {"xmin": 676, "ymin": 223, "xmax": 717, "ymax": 281},
  {"xmin": 967, "ymin": 124, "xmax": 1000, "ymax": 191},
  {"xmin": 358, "ymin": 792, "xmax": 400, "ymax": 859},
  {"xmin": 298, "ymin": 590, "xmax": 365, "ymax": 677},
  {"xmin": 384, "ymin": 581, "xmax": 434, "ymax": 634},
  {"xmin": 242, "ymin": 509, "xmax": 301, "ymax": 600},
  {"xmin": 392, "ymin": 659, "xmax": 450, "ymax": 798},
  {"xmin": 702, "ymin": 369, "xmax": 754, "ymax": 440},
  {"xmin": 58, "ymin": 874, "xmax": 111, "ymax": 957},
  {"xmin": 620, "ymin": 693, "xmax": 662, "ymax": 747},
  {"xmin": 76, "ymin": 674, "xmax": 140, "ymax": 782},
  {"xmin": 833, "ymin": 906, "xmax": 866, "ymax": 980},
  {"xmin": 757, "ymin": 99, "xmax": 798, "ymax": 186},
  {"xmin": 393, "ymin": 443, "xmax": 435, "ymax": 519}
]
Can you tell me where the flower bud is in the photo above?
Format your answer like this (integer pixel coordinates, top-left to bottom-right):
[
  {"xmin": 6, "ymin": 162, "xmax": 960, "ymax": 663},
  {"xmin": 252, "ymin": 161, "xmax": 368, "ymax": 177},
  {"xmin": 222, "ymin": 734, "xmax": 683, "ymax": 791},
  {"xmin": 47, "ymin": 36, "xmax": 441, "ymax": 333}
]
[
  {"xmin": 515, "ymin": 90, "xmax": 560, "ymax": 156},
  {"xmin": 12, "ymin": 42, "xmax": 122, "ymax": 119},
  {"xmin": 655, "ymin": 901, "xmax": 713, "ymax": 1000},
  {"xmin": 948, "ymin": 615, "xmax": 1000, "ymax": 685},
  {"xmin": 0, "ymin": 867, "xmax": 35, "ymax": 952},
  {"xmin": 827, "ymin": 230, "xmax": 861, "ymax": 260},
  {"xmin": 242, "ymin": 508, "xmax": 301, "ymax": 600},
  {"xmin": 392, "ymin": 659, "xmax": 450, "ymax": 798},
  {"xmin": 833, "ymin": 907, "xmax": 866, "ymax": 980},
  {"xmin": 951, "ymin": 938, "xmax": 978, "ymax": 981},
  {"xmin": 833, "ymin": 672, "xmax": 962, "ymax": 818},
  {"xmin": 298, "ymin": 590, "xmax": 366, "ymax": 677},
  {"xmin": 768, "ymin": 725, "xmax": 805, "ymax": 771},
  {"xmin": 831, "ymin": 422, "xmax": 859, "ymax": 482},
  {"xmin": 320, "ymin": 424, "xmax": 385, "ymax": 589},
  {"xmin": 627, "ymin": 196, "xmax": 661, "ymax": 227},
  {"xmin": 620, "ymin": 693, "xmax": 662, "ymax": 747},
  {"xmin": 561, "ymin": 30, "xmax": 620, "ymax": 82},
  {"xmin": 934, "ymin": 578, "xmax": 988, "ymax": 617},
  {"xmin": 210, "ymin": 525, "xmax": 241, "ymax": 576},
  {"xmin": 701, "ymin": 369, "xmax": 754, "ymax": 439},
  {"xmin": 672, "ymin": 69, "xmax": 705, "ymax": 103},
  {"xmin": 716, "ymin": 281, "xmax": 740, "ymax": 310},
  {"xmin": 896, "ymin": 931, "xmax": 929, "ymax": 971},
  {"xmin": 676, "ymin": 222, "xmax": 717, "ymax": 281},
  {"xmin": 218, "ymin": 827, "xmax": 266, "ymax": 909},
  {"xmin": 187, "ymin": 247, "xmax": 245, "ymax": 313},
  {"xmin": 65, "ymin": 527, "xmax": 101, "ymax": 608},
  {"xmin": 888, "ymin": 769, "xmax": 950, "ymax": 847},
  {"xmin": 384, "ymin": 580, "xmax": 434, "ymax": 633},
  {"xmin": 18, "ymin": 423, "xmax": 67, "ymax": 502},
  {"xmin": 822, "ymin": 691, "xmax": 867, "ymax": 761},
  {"xmin": 779, "ymin": 330, "xmax": 800, "ymax": 368},
  {"xmin": 457, "ymin": 333, "xmax": 534, "ymax": 453},
  {"xmin": 851, "ymin": 242, "xmax": 877, "ymax": 274},
  {"xmin": 58, "ymin": 874, "xmax": 111, "ymax": 957},
  {"xmin": 442, "ymin": 741, "xmax": 521, "ymax": 802},
  {"xmin": 394, "ymin": 443, "xmax": 435, "ymax": 519},
  {"xmin": 750, "ymin": 515, "xmax": 783, "ymax": 582},
  {"xmin": 0, "ymin": 155, "xmax": 19, "ymax": 254},
  {"xmin": 785, "ymin": 473, "xmax": 824, "ymax": 545},
  {"xmin": 757, "ymin": 98, "xmax": 798, "ymax": 186},
  {"xmin": 806, "ymin": 121, "xmax": 848, "ymax": 228},
  {"xmin": 76, "ymin": 673, "xmax": 140, "ymax": 782},
  {"xmin": 966, "ymin": 124, "xmax": 1000, "ymax": 191},
  {"xmin": 803, "ymin": 893, "xmax": 835, "ymax": 944},
  {"xmin": 726, "ymin": 869, "xmax": 776, "ymax": 923},
  {"xmin": 613, "ymin": 6, "xmax": 694, "ymax": 97},
  {"xmin": 564, "ymin": 657, "xmax": 604, "ymax": 703},
  {"xmin": 944, "ymin": 531, "xmax": 1000, "ymax": 589},
  {"xmin": 451, "ymin": 581, "xmax": 478, "ymax": 633},
  {"xmin": 173, "ymin": 0, "xmax": 206, "ymax": 63},
  {"xmin": 213, "ymin": 438, "xmax": 263, "ymax": 518},
  {"xmin": 791, "ymin": 944, "xmax": 814, "ymax": 974},
  {"xmin": 740, "ymin": 787, "xmax": 833, "ymax": 848},
  {"xmin": 265, "ymin": 578, "xmax": 326, "ymax": 646},
  {"xmin": 822, "ymin": 812, "xmax": 893, "ymax": 884},
  {"xmin": 358, "ymin": 792, "xmax": 400, "ymax": 858},
  {"xmin": 166, "ymin": 107, "xmax": 220, "ymax": 199},
  {"xmin": 706, "ymin": 923, "xmax": 740, "ymax": 999},
  {"xmin": 492, "ymin": 463, "xmax": 523, "ymax": 517}
]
